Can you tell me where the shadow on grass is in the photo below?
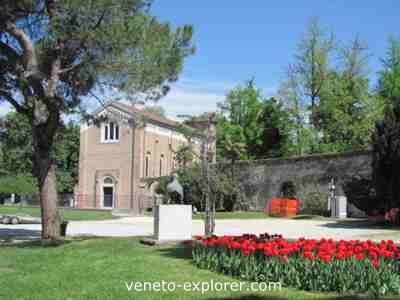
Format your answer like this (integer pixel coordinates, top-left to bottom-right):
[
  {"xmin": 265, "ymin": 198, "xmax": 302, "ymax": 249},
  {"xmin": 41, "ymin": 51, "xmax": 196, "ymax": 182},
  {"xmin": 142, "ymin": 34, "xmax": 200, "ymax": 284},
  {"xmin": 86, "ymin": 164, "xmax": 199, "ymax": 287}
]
[
  {"xmin": 206, "ymin": 294, "xmax": 399, "ymax": 300},
  {"xmin": 157, "ymin": 244, "xmax": 193, "ymax": 260},
  {"xmin": 291, "ymin": 215, "xmax": 317, "ymax": 220},
  {"xmin": 319, "ymin": 219, "xmax": 400, "ymax": 231},
  {"xmin": 0, "ymin": 234, "xmax": 103, "ymax": 248},
  {"xmin": 0, "ymin": 228, "xmax": 41, "ymax": 246}
]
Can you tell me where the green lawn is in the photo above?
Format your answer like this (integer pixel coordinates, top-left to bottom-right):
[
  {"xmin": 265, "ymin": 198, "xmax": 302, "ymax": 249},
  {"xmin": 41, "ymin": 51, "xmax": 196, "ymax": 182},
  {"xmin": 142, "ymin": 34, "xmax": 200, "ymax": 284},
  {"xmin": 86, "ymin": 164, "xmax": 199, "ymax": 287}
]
[
  {"xmin": 193, "ymin": 212, "xmax": 332, "ymax": 221},
  {"xmin": 194, "ymin": 211, "xmax": 269, "ymax": 220},
  {"xmin": 0, "ymin": 205, "xmax": 116, "ymax": 221},
  {"xmin": 0, "ymin": 238, "xmax": 389, "ymax": 300}
]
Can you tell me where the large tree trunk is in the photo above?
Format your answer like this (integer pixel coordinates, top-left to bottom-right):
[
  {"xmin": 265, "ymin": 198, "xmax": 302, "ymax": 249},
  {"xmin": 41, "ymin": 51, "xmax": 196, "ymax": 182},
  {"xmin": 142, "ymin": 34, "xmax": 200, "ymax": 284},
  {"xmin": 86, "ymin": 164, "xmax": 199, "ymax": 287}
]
[
  {"xmin": 3, "ymin": 10, "xmax": 63, "ymax": 240},
  {"xmin": 34, "ymin": 149, "xmax": 61, "ymax": 240},
  {"xmin": 38, "ymin": 159, "xmax": 60, "ymax": 240},
  {"xmin": 32, "ymin": 114, "xmax": 61, "ymax": 241}
]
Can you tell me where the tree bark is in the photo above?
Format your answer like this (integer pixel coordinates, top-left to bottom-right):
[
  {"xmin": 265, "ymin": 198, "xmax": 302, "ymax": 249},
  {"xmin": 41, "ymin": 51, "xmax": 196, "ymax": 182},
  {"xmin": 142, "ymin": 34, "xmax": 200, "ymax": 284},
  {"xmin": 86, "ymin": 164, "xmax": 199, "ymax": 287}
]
[
  {"xmin": 32, "ymin": 116, "xmax": 61, "ymax": 241},
  {"xmin": 38, "ymin": 161, "xmax": 60, "ymax": 240}
]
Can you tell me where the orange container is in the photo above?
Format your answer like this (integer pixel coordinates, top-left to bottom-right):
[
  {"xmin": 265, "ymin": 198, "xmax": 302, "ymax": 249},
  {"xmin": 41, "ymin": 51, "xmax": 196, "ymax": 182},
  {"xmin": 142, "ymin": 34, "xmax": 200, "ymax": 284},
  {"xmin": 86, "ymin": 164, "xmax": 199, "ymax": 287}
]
[
  {"xmin": 268, "ymin": 199, "xmax": 281, "ymax": 215},
  {"xmin": 286, "ymin": 199, "xmax": 299, "ymax": 208},
  {"xmin": 266, "ymin": 198, "xmax": 299, "ymax": 217},
  {"xmin": 281, "ymin": 207, "xmax": 298, "ymax": 217}
]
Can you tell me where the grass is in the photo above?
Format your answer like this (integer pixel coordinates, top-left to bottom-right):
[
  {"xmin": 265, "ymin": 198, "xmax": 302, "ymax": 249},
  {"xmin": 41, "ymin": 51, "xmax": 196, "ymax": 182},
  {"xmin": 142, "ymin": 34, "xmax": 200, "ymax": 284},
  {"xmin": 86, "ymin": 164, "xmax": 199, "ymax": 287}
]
[
  {"xmin": 0, "ymin": 205, "xmax": 116, "ymax": 221},
  {"xmin": 193, "ymin": 211, "xmax": 269, "ymax": 220},
  {"xmin": 0, "ymin": 237, "xmax": 391, "ymax": 300},
  {"xmin": 193, "ymin": 211, "xmax": 333, "ymax": 221}
]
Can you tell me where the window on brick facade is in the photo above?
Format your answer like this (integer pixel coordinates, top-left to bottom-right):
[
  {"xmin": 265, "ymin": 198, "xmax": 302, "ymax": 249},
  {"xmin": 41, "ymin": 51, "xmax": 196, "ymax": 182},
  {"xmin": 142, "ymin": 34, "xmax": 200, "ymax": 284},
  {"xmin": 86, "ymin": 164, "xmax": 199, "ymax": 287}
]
[
  {"xmin": 159, "ymin": 154, "xmax": 164, "ymax": 177},
  {"xmin": 145, "ymin": 152, "xmax": 151, "ymax": 177},
  {"xmin": 102, "ymin": 122, "xmax": 119, "ymax": 143}
]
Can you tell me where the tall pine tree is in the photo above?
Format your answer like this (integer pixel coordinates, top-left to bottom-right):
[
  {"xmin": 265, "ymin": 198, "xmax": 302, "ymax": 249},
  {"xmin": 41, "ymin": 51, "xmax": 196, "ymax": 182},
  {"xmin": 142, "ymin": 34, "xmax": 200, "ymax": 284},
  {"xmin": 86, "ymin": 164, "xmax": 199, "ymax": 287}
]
[{"xmin": 0, "ymin": 1, "xmax": 194, "ymax": 240}]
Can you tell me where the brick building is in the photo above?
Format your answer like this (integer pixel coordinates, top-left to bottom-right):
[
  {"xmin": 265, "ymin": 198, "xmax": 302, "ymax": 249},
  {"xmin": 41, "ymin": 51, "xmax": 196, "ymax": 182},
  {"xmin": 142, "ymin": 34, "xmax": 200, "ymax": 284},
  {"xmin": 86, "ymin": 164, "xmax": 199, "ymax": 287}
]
[{"xmin": 75, "ymin": 101, "xmax": 202, "ymax": 213}]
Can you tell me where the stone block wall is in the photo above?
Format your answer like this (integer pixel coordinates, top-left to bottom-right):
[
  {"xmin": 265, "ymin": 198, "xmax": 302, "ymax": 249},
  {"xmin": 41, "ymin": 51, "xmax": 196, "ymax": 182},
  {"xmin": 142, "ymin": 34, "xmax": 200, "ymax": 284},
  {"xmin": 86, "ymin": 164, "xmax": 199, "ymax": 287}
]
[{"xmin": 225, "ymin": 151, "xmax": 372, "ymax": 214}]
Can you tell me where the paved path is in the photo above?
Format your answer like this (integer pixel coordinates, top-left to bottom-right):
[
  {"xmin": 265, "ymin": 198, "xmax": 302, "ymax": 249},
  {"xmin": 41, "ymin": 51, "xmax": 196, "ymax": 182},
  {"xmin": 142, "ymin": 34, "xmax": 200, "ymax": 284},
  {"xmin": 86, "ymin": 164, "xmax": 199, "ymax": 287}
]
[{"xmin": 1, "ymin": 217, "xmax": 400, "ymax": 243}]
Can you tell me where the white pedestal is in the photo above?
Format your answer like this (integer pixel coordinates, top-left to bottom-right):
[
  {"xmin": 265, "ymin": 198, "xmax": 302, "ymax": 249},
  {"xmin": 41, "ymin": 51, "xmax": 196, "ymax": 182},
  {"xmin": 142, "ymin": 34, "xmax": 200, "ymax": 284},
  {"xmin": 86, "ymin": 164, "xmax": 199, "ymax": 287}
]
[
  {"xmin": 336, "ymin": 196, "xmax": 347, "ymax": 219},
  {"xmin": 154, "ymin": 204, "xmax": 192, "ymax": 241}
]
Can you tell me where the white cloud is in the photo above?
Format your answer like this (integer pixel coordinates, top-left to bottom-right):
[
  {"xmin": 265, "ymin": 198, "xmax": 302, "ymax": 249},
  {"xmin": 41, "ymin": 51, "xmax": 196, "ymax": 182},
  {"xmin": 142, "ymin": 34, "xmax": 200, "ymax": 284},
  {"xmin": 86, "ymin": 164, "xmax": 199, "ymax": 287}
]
[
  {"xmin": 158, "ymin": 86, "xmax": 224, "ymax": 119},
  {"xmin": 157, "ymin": 78, "xmax": 278, "ymax": 119}
]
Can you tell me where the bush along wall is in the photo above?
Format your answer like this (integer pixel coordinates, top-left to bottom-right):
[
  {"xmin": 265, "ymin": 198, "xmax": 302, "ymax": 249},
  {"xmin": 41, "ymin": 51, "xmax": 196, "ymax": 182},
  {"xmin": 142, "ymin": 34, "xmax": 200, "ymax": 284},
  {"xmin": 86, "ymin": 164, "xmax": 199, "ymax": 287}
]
[{"xmin": 192, "ymin": 234, "xmax": 400, "ymax": 297}]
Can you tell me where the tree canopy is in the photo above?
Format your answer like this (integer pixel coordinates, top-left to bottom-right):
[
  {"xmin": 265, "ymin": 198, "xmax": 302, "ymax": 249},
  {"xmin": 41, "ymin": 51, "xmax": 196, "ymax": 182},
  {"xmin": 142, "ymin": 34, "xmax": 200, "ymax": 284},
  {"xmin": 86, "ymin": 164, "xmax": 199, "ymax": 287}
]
[
  {"xmin": 0, "ymin": 0, "xmax": 194, "ymax": 239},
  {"xmin": 278, "ymin": 19, "xmax": 385, "ymax": 155},
  {"xmin": 0, "ymin": 112, "xmax": 80, "ymax": 194},
  {"xmin": 217, "ymin": 80, "xmax": 293, "ymax": 161},
  {"xmin": 372, "ymin": 37, "xmax": 400, "ymax": 214}
]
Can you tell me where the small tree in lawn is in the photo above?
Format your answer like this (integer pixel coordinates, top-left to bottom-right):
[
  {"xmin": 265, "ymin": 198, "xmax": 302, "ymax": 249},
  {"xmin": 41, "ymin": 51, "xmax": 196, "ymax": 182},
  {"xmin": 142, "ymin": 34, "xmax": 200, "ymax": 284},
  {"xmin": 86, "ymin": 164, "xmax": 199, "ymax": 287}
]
[
  {"xmin": 0, "ymin": 1, "xmax": 194, "ymax": 240},
  {"xmin": 216, "ymin": 123, "xmax": 246, "ymax": 210}
]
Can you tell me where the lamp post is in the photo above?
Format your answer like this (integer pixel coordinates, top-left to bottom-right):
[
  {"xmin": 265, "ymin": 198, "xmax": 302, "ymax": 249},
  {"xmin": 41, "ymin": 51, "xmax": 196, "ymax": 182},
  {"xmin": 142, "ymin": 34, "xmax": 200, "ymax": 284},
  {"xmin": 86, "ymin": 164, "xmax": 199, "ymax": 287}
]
[
  {"xmin": 177, "ymin": 113, "xmax": 217, "ymax": 236},
  {"xmin": 328, "ymin": 178, "xmax": 336, "ymax": 217}
]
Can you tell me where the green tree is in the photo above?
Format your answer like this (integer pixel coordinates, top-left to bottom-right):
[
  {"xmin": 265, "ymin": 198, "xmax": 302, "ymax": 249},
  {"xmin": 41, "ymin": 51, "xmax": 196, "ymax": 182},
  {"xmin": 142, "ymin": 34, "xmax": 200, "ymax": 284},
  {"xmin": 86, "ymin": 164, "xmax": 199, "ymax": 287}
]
[
  {"xmin": 256, "ymin": 97, "xmax": 292, "ymax": 158},
  {"xmin": 378, "ymin": 37, "xmax": 400, "ymax": 101},
  {"xmin": 218, "ymin": 80, "xmax": 264, "ymax": 159},
  {"xmin": 372, "ymin": 100, "xmax": 400, "ymax": 213},
  {"xmin": 217, "ymin": 122, "xmax": 246, "ymax": 161},
  {"xmin": 280, "ymin": 22, "xmax": 382, "ymax": 155},
  {"xmin": 372, "ymin": 37, "xmax": 400, "ymax": 213},
  {"xmin": 277, "ymin": 70, "xmax": 312, "ymax": 156},
  {"xmin": 0, "ymin": 174, "xmax": 37, "ymax": 196},
  {"xmin": 53, "ymin": 121, "xmax": 80, "ymax": 193},
  {"xmin": 0, "ymin": 112, "xmax": 80, "ymax": 194},
  {"xmin": 0, "ymin": 112, "xmax": 33, "ymax": 174},
  {"xmin": 215, "ymin": 124, "xmax": 245, "ymax": 211},
  {"xmin": 279, "ymin": 18, "xmax": 335, "ymax": 154},
  {"xmin": 315, "ymin": 38, "xmax": 382, "ymax": 152},
  {"xmin": 0, "ymin": 0, "xmax": 194, "ymax": 239},
  {"xmin": 292, "ymin": 17, "xmax": 335, "ymax": 128},
  {"xmin": 218, "ymin": 81, "xmax": 293, "ymax": 160}
]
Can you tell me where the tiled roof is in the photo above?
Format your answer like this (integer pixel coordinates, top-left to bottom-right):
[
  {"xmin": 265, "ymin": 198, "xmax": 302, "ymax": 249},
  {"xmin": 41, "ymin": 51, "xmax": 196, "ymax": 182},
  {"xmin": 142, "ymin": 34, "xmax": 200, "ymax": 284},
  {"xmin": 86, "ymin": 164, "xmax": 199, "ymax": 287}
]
[{"xmin": 110, "ymin": 101, "xmax": 180, "ymax": 128}]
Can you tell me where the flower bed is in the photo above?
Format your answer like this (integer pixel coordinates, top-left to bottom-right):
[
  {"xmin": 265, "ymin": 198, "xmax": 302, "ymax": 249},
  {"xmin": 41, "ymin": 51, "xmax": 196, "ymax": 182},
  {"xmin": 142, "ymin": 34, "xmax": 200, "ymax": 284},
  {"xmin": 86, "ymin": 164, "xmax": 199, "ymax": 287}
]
[
  {"xmin": 368, "ymin": 208, "xmax": 400, "ymax": 224},
  {"xmin": 192, "ymin": 234, "xmax": 400, "ymax": 296}
]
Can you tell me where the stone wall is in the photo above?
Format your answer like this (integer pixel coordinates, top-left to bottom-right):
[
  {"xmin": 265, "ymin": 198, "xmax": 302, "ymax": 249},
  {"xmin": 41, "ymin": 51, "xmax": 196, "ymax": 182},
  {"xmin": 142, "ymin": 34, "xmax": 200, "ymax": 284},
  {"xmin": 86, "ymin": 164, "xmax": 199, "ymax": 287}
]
[{"xmin": 227, "ymin": 151, "xmax": 372, "ymax": 214}]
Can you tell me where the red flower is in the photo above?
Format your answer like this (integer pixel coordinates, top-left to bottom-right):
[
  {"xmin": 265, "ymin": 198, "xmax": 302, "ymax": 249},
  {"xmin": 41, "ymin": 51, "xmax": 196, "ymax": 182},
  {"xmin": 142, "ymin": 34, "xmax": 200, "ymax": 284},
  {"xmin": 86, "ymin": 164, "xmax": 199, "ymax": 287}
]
[
  {"xmin": 355, "ymin": 253, "xmax": 365, "ymax": 261},
  {"xmin": 280, "ymin": 255, "xmax": 289, "ymax": 263},
  {"xmin": 372, "ymin": 259, "xmax": 380, "ymax": 269},
  {"xmin": 196, "ymin": 233, "xmax": 400, "ymax": 268},
  {"xmin": 335, "ymin": 251, "xmax": 345, "ymax": 260}
]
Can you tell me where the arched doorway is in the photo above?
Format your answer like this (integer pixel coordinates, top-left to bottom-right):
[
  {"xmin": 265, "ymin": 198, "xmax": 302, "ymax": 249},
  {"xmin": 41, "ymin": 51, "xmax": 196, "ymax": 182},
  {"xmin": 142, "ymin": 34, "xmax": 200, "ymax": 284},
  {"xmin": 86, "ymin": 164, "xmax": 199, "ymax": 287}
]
[{"xmin": 102, "ymin": 176, "xmax": 115, "ymax": 208}]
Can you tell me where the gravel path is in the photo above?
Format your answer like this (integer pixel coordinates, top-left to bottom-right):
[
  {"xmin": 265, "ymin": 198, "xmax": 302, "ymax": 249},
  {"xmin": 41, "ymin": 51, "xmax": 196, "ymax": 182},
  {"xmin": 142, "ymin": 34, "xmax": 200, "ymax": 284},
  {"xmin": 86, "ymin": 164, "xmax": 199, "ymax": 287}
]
[{"xmin": 1, "ymin": 217, "xmax": 399, "ymax": 243}]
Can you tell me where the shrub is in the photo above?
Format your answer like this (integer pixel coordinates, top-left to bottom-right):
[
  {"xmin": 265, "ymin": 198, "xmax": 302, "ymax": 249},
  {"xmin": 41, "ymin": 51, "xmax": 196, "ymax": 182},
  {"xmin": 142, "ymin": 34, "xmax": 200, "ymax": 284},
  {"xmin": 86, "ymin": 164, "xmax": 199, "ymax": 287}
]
[
  {"xmin": 372, "ymin": 100, "xmax": 400, "ymax": 212},
  {"xmin": 303, "ymin": 191, "xmax": 327, "ymax": 213},
  {"xmin": 342, "ymin": 176, "xmax": 379, "ymax": 215},
  {"xmin": 295, "ymin": 182, "xmax": 329, "ymax": 215},
  {"xmin": 193, "ymin": 234, "xmax": 400, "ymax": 297}
]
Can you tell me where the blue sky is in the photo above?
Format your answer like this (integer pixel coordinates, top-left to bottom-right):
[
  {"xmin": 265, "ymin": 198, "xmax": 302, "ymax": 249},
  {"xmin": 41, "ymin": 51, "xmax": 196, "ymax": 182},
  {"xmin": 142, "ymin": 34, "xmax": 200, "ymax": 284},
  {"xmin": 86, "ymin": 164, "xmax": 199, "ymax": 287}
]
[
  {"xmin": 1, "ymin": 1, "xmax": 399, "ymax": 119},
  {"xmin": 151, "ymin": 1, "xmax": 400, "ymax": 118}
]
